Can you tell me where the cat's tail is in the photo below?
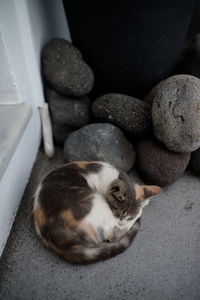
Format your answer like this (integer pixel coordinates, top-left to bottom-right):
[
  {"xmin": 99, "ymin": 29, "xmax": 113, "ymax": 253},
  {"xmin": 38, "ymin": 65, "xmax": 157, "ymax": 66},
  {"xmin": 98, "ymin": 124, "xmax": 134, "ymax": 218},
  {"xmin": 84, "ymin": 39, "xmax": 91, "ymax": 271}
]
[{"xmin": 64, "ymin": 219, "xmax": 141, "ymax": 264}]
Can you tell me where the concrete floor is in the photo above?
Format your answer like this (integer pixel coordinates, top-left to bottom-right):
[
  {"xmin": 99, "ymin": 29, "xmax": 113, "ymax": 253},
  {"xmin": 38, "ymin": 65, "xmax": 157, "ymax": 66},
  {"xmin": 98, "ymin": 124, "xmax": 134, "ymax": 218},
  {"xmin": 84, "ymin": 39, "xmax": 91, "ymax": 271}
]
[{"xmin": 0, "ymin": 147, "xmax": 200, "ymax": 300}]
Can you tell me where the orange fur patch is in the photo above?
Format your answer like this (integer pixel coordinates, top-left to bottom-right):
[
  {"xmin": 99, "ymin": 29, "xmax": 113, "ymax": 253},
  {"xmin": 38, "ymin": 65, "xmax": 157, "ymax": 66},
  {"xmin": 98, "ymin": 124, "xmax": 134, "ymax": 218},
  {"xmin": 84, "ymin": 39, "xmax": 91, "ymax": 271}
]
[
  {"xmin": 34, "ymin": 203, "xmax": 46, "ymax": 228},
  {"xmin": 74, "ymin": 161, "xmax": 90, "ymax": 169},
  {"xmin": 60, "ymin": 209, "xmax": 82, "ymax": 226},
  {"xmin": 145, "ymin": 185, "xmax": 162, "ymax": 196},
  {"xmin": 84, "ymin": 225, "xmax": 97, "ymax": 240},
  {"xmin": 135, "ymin": 184, "xmax": 162, "ymax": 201},
  {"xmin": 43, "ymin": 238, "xmax": 83, "ymax": 263},
  {"xmin": 135, "ymin": 184, "xmax": 144, "ymax": 200},
  {"xmin": 42, "ymin": 238, "xmax": 63, "ymax": 256}
]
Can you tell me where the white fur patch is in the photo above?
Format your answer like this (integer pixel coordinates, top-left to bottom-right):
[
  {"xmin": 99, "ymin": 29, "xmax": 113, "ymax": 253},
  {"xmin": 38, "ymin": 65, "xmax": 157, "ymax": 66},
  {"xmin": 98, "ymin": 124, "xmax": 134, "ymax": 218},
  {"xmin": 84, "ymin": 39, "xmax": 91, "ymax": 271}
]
[
  {"xmin": 33, "ymin": 182, "xmax": 42, "ymax": 211},
  {"xmin": 142, "ymin": 199, "xmax": 150, "ymax": 207},
  {"xmin": 83, "ymin": 162, "xmax": 119, "ymax": 195},
  {"xmin": 33, "ymin": 183, "xmax": 42, "ymax": 237},
  {"xmin": 35, "ymin": 221, "xmax": 41, "ymax": 238},
  {"xmin": 84, "ymin": 247, "xmax": 99, "ymax": 258},
  {"xmin": 82, "ymin": 192, "xmax": 144, "ymax": 242},
  {"xmin": 82, "ymin": 193, "xmax": 118, "ymax": 233}
]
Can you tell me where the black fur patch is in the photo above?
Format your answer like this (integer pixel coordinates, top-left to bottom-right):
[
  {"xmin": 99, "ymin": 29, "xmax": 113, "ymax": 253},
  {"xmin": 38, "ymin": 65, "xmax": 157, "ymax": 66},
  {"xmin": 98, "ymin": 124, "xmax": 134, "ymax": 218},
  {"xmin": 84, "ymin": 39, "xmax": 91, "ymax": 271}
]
[
  {"xmin": 81, "ymin": 162, "xmax": 103, "ymax": 174},
  {"xmin": 40, "ymin": 216, "xmax": 91, "ymax": 250},
  {"xmin": 39, "ymin": 164, "xmax": 93, "ymax": 219}
]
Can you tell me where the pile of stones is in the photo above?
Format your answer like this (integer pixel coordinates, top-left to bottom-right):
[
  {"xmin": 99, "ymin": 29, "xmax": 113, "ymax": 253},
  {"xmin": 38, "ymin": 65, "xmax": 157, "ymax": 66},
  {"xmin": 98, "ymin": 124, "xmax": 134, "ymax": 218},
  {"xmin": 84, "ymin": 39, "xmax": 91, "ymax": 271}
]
[{"xmin": 41, "ymin": 37, "xmax": 200, "ymax": 186}]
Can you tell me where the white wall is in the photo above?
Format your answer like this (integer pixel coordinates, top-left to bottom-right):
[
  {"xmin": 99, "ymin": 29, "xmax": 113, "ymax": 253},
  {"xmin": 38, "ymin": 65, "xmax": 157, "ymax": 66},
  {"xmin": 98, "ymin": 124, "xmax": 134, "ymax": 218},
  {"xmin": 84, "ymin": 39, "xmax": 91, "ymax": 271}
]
[
  {"xmin": 27, "ymin": 0, "xmax": 71, "ymax": 69},
  {"xmin": 0, "ymin": 1, "xmax": 22, "ymax": 104},
  {"xmin": 0, "ymin": 0, "xmax": 71, "ymax": 256},
  {"xmin": 0, "ymin": 0, "xmax": 71, "ymax": 107}
]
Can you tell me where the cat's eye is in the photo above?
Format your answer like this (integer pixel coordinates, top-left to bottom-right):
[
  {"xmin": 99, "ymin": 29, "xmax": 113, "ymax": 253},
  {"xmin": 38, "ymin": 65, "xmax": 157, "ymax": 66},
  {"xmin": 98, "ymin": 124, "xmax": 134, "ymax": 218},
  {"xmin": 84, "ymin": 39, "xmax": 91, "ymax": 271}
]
[
  {"xmin": 111, "ymin": 186, "xmax": 120, "ymax": 193},
  {"xmin": 104, "ymin": 239, "xmax": 110, "ymax": 243}
]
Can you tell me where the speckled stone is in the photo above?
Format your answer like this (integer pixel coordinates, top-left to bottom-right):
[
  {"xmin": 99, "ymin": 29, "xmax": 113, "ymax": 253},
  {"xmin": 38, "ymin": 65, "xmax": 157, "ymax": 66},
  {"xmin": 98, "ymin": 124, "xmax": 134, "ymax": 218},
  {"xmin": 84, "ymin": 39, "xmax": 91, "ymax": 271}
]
[
  {"xmin": 188, "ymin": 148, "xmax": 200, "ymax": 176},
  {"xmin": 136, "ymin": 137, "xmax": 191, "ymax": 186},
  {"xmin": 144, "ymin": 80, "xmax": 165, "ymax": 105},
  {"xmin": 152, "ymin": 74, "xmax": 200, "ymax": 153},
  {"xmin": 42, "ymin": 38, "xmax": 94, "ymax": 96},
  {"xmin": 176, "ymin": 34, "xmax": 200, "ymax": 78},
  {"xmin": 46, "ymin": 87, "xmax": 90, "ymax": 145},
  {"xmin": 92, "ymin": 93, "xmax": 152, "ymax": 136},
  {"xmin": 64, "ymin": 123, "xmax": 136, "ymax": 171}
]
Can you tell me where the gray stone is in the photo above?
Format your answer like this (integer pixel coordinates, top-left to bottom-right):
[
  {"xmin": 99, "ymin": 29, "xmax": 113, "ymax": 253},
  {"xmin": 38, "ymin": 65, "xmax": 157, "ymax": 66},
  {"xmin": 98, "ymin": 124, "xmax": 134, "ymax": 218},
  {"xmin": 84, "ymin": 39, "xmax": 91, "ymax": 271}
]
[
  {"xmin": 46, "ymin": 87, "xmax": 90, "ymax": 145},
  {"xmin": 152, "ymin": 74, "xmax": 200, "ymax": 153},
  {"xmin": 42, "ymin": 38, "xmax": 94, "ymax": 96},
  {"xmin": 92, "ymin": 93, "xmax": 152, "ymax": 136},
  {"xmin": 46, "ymin": 87, "xmax": 90, "ymax": 127},
  {"xmin": 136, "ymin": 137, "xmax": 191, "ymax": 186},
  {"xmin": 64, "ymin": 123, "xmax": 136, "ymax": 172}
]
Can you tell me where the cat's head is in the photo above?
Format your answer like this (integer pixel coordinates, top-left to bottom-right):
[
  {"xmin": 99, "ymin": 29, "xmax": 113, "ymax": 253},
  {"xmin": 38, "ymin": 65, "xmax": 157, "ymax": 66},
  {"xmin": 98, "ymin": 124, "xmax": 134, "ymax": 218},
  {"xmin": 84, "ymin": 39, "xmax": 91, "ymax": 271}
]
[{"xmin": 106, "ymin": 171, "xmax": 162, "ymax": 221}]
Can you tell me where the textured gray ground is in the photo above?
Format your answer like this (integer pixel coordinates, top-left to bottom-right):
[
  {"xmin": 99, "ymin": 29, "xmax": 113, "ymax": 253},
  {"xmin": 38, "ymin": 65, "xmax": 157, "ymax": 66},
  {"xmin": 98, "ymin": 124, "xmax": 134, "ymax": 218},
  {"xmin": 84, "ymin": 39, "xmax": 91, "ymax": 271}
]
[{"xmin": 0, "ymin": 147, "xmax": 200, "ymax": 300}]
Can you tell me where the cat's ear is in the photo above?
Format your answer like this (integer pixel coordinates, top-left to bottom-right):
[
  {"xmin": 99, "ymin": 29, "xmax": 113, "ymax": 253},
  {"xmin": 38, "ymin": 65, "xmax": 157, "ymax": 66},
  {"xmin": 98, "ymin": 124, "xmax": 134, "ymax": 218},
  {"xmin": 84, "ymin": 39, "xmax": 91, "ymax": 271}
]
[
  {"xmin": 110, "ymin": 179, "xmax": 127, "ymax": 201},
  {"xmin": 135, "ymin": 184, "xmax": 162, "ymax": 201}
]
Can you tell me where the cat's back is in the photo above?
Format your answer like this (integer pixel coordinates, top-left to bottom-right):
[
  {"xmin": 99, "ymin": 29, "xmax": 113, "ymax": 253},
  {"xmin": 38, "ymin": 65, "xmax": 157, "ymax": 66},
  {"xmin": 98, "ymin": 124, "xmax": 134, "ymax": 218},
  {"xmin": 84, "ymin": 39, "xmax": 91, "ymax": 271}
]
[
  {"xmin": 33, "ymin": 161, "xmax": 119, "ymax": 219},
  {"xmin": 32, "ymin": 162, "xmax": 101, "ymax": 248},
  {"xmin": 33, "ymin": 162, "xmax": 95, "ymax": 217}
]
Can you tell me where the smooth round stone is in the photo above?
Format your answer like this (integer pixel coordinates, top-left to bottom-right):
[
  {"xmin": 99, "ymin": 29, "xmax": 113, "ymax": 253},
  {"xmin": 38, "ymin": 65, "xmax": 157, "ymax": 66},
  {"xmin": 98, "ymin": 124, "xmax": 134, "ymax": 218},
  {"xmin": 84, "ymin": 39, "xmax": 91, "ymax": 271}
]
[
  {"xmin": 92, "ymin": 93, "xmax": 152, "ymax": 136},
  {"xmin": 144, "ymin": 80, "xmax": 165, "ymax": 105},
  {"xmin": 46, "ymin": 87, "xmax": 90, "ymax": 127},
  {"xmin": 188, "ymin": 148, "xmax": 200, "ymax": 176},
  {"xmin": 152, "ymin": 74, "xmax": 200, "ymax": 153},
  {"xmin": 42, "ymin": 38, "xmax": 94, "ymax": 96},
  {"xmin": 46, "ymin": 87, "xmax": 90, "ymax": 145},
  {"xmin": 64, "ymin": 123, "xmax": 136, "ymax": 172},
  {"xmin": 136, "ymin": 137, "xmax": 191, "ymax": 186},
  {"xmin": 176, "ymin": 34, "xmax": 200, "ymax": 78}
]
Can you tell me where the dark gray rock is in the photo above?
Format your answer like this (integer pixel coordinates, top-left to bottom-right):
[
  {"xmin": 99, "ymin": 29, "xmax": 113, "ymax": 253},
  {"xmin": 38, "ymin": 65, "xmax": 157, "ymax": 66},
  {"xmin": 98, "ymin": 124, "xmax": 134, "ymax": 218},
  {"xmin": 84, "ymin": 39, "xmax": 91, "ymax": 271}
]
[
  {"xmin": 64, "ymin": 123, "xmax": 136, "ymax": 172},
  {"xmin": 92, "ymin": 93, "xmax": 152, "ymax": 136},
  {"xmin": 42, "ymin": 38, "xmax": 94, "ymax": 96},
  {"xmin": 46, "ymin": 87, "xmax": 90, "ymax": 145},
  {"xmin": 176, "ymin": 34, "xmax": 200, "ymax": 78},
  {"xmin": 136, "ymin": 137, "xmax": 191, "ymax": 186},
  {"xmin": 46, "ymin": 87, "xmax": 90, "ymax": 127},
  {"xmin": 152, "ymin": 74, "xmax": 200, "ymax": 153},
  {"xmin": 188, "ymin": 148, "xmax": 200, "ymax": 176},
  {"xmin": 52, "ymin": 123, "xmax": 72, "ymax": 146}
]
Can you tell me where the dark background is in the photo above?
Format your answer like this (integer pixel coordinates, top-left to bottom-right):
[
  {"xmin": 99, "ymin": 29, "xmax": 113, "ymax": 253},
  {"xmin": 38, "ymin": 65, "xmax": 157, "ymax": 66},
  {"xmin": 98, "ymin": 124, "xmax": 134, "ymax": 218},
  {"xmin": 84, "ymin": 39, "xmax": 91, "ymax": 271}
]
[{"xmin": 63, "ymin": 0, "xmax": 199, "ymax": 98}]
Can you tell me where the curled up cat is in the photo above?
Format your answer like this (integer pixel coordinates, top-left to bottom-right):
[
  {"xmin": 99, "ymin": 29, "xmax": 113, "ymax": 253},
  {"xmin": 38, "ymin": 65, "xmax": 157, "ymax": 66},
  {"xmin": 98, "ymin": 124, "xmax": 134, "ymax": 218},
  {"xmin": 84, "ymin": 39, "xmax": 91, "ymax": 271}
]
[{"xmin": 33, "ymin": 161, "xmax": 161, "ymax": 264}]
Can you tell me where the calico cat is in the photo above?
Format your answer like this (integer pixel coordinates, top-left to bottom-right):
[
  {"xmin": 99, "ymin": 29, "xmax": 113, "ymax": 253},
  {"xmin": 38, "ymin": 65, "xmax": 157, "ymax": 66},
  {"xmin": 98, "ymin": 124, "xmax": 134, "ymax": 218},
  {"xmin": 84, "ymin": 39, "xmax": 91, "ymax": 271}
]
[{"xmin": 33, "ymin": 161, "xmax": 161, "ymax": 264}]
